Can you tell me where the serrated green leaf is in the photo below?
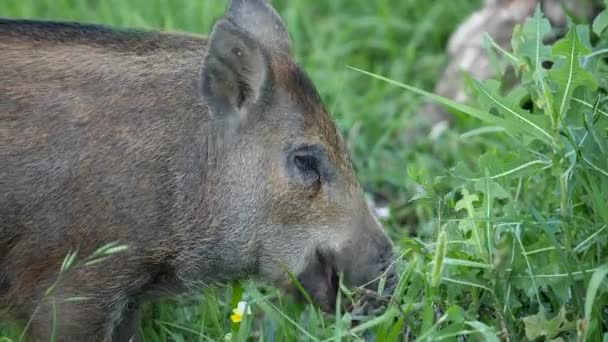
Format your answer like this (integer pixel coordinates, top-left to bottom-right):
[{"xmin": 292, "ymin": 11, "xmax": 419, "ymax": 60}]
[
  {"xmin": 549, "ymin": 24, "xmax": 598, "ymax": 120},
  {"xmin": 523, "ymin": 307, "xmax": 569, "ymax": 340},
  {"xmin": 477, "ymin": 149, "xmax": 549, "ymax": 181},
  {"xmin": 455, "ymin": 190, "xmax": 479, "ymax": 213},
  {"xmin": 512, "ymin": 5, "xmax": 552, "ymax": 74},
  {"xmin": 473, "ymin": 79, "xmax": 554, "ymax": 145},
  {"xmin": 465, "ymin": 321, "xmax": 500, "ymax": 342},
  {"xmin": 473, "ymin": 179, "xmax": 510, "ymax": 200},
  {"xmin": 454, "ymin": 189, "xmax": 487, "ymax": 258},
  {"xmin": 511, "ymin": 5, "xmax": 556, "ymax": 121}
]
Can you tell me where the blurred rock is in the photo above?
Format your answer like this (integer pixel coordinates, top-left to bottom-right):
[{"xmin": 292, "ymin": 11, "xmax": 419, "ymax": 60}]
[{"xmin": 418, "ymin": 0, "xmax": 603, "ymax": 129}]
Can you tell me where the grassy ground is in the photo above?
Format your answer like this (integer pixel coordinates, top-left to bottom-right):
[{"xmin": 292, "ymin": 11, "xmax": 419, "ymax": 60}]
[{"xmin": 2, "ymin": 0, "xmax": 608, "ymax": 341}]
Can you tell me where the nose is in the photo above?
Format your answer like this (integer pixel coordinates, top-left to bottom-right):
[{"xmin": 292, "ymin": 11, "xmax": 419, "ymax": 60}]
[
  {"xmin": 376, "ymin": 236, "xmax": 394, "ymax": 265},
  {"xmin": 371, "ymin": 235, "xmax": 398, "ymax": 292},
  {"xmin": 333, "ymin": 228, "xmax": 395, "ymax": 288}
]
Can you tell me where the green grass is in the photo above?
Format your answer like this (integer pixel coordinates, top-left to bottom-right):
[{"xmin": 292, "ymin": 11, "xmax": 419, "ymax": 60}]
[{"xmin": 2, "ymin": 0, "xmax": 608, "ymax": 341}]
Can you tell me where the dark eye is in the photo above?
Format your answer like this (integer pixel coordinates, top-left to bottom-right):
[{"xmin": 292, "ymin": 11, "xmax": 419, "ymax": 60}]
[
  {"xmin": 294, "ymin": 155, "xmax": 317, "ymax": 171},
  {"xmin": 294, "ymin": 154, "xmax": 320, "ymax": 180}
]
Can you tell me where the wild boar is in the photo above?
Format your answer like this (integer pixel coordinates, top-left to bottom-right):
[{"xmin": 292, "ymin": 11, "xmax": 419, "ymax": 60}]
[{"xmin": 0, "ymin": 0, "xmax": 397, "ymax": 340}]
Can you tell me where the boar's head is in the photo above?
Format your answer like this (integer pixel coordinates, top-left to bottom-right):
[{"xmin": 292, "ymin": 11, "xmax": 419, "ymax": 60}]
[{"xmin": 188, "ymin": 0, "xmax": 397, "ymax": 312}]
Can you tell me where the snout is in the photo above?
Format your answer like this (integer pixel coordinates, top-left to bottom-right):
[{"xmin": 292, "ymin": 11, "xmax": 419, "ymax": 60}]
[
  {"xmin": 333, "ymin": 234, "xmax": 397, "ymax": 294},
  {"xmin": 293, "ymin": 226, "xmax": 397, "ymax": 313}
]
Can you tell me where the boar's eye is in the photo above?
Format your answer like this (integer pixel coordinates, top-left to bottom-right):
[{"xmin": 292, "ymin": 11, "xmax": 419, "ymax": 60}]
[
  {"xmin": 294, "ymin": 155, "xmax": 319, "ymax": 175},
  {"xmin": 291, "ymin": 152, "xmax": 321, "ymax": 185},
  {"xmin": 288, "ymin": 145, "xmax": 331, "ymax": 188}
]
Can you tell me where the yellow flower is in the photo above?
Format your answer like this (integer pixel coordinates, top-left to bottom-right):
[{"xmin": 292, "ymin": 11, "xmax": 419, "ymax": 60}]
[
  {"xmin": 230, "ymin": 301, "xmax": 251, "ymax": 323},
  {"xmin": 230, "ymin": 313, "xmax": 242, "ymax": 323}
]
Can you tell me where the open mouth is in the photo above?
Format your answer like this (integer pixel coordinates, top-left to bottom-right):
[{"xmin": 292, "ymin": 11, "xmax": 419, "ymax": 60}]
[
  {"xmin": 290, "ymin": 248, "xmax": 340, "ymax": 312},
  {"xmin": 319, "ymin": 250, "xmax": 339, "ymax": 307},
  {"xmin": 289, "ymin": 248, "xmax": 398, "ymax": 313}
]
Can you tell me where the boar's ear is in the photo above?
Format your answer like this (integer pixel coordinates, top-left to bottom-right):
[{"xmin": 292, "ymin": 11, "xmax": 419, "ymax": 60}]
[
  {"xmin": 201, "ymin": 19, "xmax": 268, "ymax": 118},
  {"xmin": 225, "ymin": 0, "xmax": 292, "ymax": 55}
]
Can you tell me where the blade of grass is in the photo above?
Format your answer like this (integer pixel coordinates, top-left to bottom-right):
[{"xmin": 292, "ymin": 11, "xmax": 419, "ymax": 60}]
[
  {"xmin": 582, "ymin": 264, "xmax": 608, "ymax": 341},
  {"xmin": 347, "ymin": 66, "xmax": 507, "ymax": 127}
]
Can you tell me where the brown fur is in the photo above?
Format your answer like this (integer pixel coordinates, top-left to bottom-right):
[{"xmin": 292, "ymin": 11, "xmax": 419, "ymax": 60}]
[{"xmin": 0, "ymin": 1, "xmax": 396, "ymax": 341}]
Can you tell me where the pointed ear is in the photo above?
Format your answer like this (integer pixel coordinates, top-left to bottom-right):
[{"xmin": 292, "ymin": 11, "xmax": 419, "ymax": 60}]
[
  {"xmin": 201, "ymin": 20, "xmax": 269, "ymax": 118},
  {"xmin": 225, "ymin": 0, "xmax": 292, "ymax": 55}
]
